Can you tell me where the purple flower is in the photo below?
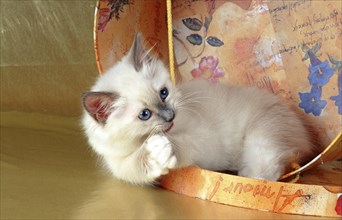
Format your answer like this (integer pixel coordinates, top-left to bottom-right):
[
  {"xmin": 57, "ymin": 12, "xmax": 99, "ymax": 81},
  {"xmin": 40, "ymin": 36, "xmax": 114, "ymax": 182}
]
[
  {"xmin": 299, "ymin": 84, "xmax": 327, "ymax": 116},
  {"xmin": 329, "ymin": 55, "xmax": 342, "ymax": 115},
  {"xmin": 330, "ymin": 93, "xmax": 342, "ymax": 115},
  {"xmin": 191, "ymin": 56, "xmax": 224, "ymax": 83},
  {"xmin": 308, "ymin": 60, "xmax": 335, "ymax": 86},
  {"xmin": 330, "ymin": 71, "xmax": 342, "ymax": 115}
]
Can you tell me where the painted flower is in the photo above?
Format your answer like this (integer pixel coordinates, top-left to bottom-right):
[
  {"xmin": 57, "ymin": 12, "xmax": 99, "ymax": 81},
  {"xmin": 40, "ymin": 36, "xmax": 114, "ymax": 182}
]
[
  {"xmin": 302, "ymin": 43, "xmax": 322, "ymax": 66},
  {"xmin": 298, "ymin": 84, "xmax": 327, "ymax": 116},
  {"xmin": 336, "ymin": 195, "xmax": 342, "ymax": 216},
  {"xmin": 191, "ymin": 56, "xmax": 224, "ymax": 83},
  {"xmin": 328, "ymin": 55, "xmax": 342, "ymax": 115},
  {"xmin": 331, "ymin": 69, "xmax": 342, "ymax": 115},
  {"xmin": 108, "ymin": 0, "xmax": 131, "ymax": 20},
  {"xmin": 331, "ymin": 93, "xmax": 342, "ymax": 115},
  {"xmin": 308, "ymin": 60, "xmax": 335, "ymax": 87},
  {"xmin": 328, "ymin": 54, "xmax": 342, "ymax": 73},
  {"xmin": 98, "ymin": 8, "xmax": 110, "ymax": 32},
  {"xmin": 206, "ymin": 0, "xmax": 215, "ymax": 14}
]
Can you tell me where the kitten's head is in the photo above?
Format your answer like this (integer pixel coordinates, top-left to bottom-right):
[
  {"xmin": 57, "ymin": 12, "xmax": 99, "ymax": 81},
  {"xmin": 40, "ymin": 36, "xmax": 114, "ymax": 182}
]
[{"xmin": 82, "ymin": 33, "xmax": 178, "ymax": 144}]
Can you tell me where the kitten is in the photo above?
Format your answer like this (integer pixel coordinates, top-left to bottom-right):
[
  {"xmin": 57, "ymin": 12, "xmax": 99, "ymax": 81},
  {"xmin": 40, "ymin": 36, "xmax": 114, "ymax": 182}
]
[{"xmin": 81, "ymin": 33, "xmax": 315, "ymax": 185}]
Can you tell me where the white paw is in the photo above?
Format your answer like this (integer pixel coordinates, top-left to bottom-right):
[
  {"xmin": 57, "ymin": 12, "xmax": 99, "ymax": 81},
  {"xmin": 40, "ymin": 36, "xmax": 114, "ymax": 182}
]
[{"xmin": 145, "ymin": 135, "xmax": 177, "ymax": 179}]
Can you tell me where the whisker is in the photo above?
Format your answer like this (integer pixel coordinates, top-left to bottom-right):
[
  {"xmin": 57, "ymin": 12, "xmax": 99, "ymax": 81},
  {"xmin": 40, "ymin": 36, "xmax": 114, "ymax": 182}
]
[
  {"xmin": 163, "ymin": 132, "xmax": 182, "ymax": 150},
  {"xmin": 177, "ymin": 106, "xmax": 206, "ymax": 122},
  {"xmin": 145, "ymin": 125, "xmax": 164, "ymax": 141},
  {"xmin": 142, "ymin": 43, "xmax": 158, "ymax": 62},
  {"xmin": 174, "ymin": 91, "xmax": 213, "ymax": 109}
]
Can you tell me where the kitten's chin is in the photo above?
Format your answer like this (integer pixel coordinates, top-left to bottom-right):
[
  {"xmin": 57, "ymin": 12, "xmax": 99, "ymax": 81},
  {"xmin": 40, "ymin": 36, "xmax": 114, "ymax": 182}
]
[{"xmin": 164, "ymin": 122, "xmax": 174, "ymax": 132}]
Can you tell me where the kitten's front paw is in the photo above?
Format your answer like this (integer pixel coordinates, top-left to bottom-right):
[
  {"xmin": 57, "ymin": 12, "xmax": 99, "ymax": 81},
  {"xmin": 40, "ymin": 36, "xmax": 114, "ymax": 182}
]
[{"xmin": 145, "ymin": 135, "xmax": 177, "ymax": 180}]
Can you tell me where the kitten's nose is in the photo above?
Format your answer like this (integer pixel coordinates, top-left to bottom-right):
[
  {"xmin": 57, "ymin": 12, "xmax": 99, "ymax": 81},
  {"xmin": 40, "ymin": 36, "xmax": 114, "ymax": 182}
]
[
  {"xmin": 165, "ymin": 109, "xmax": 175, "ymax": 122},
  {"xmin": 158, "ymin": 103, "xmax": 175, "ymax": 122}
]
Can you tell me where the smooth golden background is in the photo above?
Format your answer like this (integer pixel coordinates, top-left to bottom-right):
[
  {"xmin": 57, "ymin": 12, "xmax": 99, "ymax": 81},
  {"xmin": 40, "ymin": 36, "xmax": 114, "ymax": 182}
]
[
  {"xmin": 0, "ymin": 0, "xmax": 333, "ymax": 219},
  {"xmin": 1, "ymin": 0, "xmax": 98, "ymax": 116}
]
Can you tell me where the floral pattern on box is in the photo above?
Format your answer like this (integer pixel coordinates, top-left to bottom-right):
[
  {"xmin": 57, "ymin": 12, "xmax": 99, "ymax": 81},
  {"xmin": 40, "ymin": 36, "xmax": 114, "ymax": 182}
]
[
  {"xmin": 94, "ymin": 0, "xmax": 342, "ymax": 217},
  {"xmin": 170, "ymin": 0, "xmax": 341, "ymax": 146},
  {"xmin": 94, "ymin": 0, "xmax": 341, "ymax": 163}
]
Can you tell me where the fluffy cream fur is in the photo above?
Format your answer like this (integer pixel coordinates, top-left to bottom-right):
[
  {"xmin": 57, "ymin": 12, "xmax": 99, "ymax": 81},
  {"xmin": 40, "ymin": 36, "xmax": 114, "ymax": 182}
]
[{"xmin": 82, "ymin": 33, "xmax": 314, "ymax": 185}]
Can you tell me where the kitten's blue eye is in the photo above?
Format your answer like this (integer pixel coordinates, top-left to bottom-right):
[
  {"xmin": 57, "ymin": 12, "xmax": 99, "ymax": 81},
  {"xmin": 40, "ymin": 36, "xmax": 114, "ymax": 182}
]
[
  {"xmin": 160, "ymin": 87, "xmax": 169, "ymax": 101},
  {"xmin": 138, "ymin": 109, "xmax": 152, "ymax": 121}
]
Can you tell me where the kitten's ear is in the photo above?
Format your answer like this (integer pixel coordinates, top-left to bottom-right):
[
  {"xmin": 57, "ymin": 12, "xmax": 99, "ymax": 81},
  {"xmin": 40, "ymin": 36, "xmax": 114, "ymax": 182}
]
[
  {"xmin": 128, "ymin": 33, "xmax": 150, "ymax": 72},
  {"xmin": 82, "ymin": 92, "xmax": 118, "ymax": 124}
]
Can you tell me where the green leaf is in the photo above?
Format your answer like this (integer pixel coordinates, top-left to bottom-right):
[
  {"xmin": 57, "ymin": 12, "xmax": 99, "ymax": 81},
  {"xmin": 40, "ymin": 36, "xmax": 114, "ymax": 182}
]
[
  {"xmin": 204, "ymin": 16, "xmax": 212, "ymax": 31},
  {"xmin": 206, "ymin": 36, "xmax": 224, "ymax": 47},
  {"xmin": 182, "ymin": 18, "xmax": 203, "ymax": 31},
  {"xmin": 186, "ymin": 34, "xmax": 203, "ymax": 46}
]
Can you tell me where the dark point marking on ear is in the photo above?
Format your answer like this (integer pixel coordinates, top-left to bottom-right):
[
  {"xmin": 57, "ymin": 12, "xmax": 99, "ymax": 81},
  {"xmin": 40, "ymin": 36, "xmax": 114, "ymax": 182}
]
[
  {"xmin": 81, "ymin": 92, "xmax": 118, "ymax": 124},
  {"xmin": 128, "ymin": 32, "xmax": 151, "ymax": 72}
]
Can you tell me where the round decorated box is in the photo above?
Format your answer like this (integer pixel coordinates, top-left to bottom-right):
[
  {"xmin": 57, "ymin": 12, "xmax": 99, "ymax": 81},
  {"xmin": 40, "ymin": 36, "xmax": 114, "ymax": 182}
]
[{"xmin": 93, "ymin": 0, "xmax": 341, "ymax": 217}]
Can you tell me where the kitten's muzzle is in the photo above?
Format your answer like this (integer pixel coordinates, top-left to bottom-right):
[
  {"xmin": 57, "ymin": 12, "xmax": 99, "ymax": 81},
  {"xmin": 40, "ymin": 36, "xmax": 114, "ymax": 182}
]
[
  {"xmin": 157, "ymin": 104, "xmax": 175, "ymax": 122},
  {"xmin": 162, "ymin": 109, "xmax": 175, "ymax": 122},
  {"xmin": 164, "ymin": 122, "xmax": 174, "ymax": 132}
]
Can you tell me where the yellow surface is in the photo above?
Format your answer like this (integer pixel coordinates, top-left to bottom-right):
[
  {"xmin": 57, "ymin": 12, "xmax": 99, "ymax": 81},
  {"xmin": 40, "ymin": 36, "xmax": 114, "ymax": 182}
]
[
  {"xmin": 0, "ymin": 0, "xmax": 340, "ymax": 219},
  {"xmin": 1, "ymin": 0, "xmax": 98, "ymax": 116},
  {"xmin": 1, "ymin": 112, "xmax": 332, "ymax": 219}
]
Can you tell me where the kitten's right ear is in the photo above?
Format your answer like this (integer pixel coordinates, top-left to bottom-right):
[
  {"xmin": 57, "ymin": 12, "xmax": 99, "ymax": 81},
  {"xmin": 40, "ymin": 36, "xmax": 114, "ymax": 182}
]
[
  {"xmin": 128, "ymin": 32, "xmax": 149, "ymax": 72},
  {"xmin": 82, "ymin": 92, "xmax": 118, "ymax": 124}
]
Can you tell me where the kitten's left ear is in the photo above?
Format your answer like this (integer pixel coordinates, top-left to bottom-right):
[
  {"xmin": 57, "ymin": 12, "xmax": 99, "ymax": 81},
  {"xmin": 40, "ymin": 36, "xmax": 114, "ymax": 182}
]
[
  {"xmin": 82, "ymin": 92, "xmax": 118, "ymax": 124},
  {"xmin": 128, "ymin": 33, "xmax": 151, "ymax": 72}
]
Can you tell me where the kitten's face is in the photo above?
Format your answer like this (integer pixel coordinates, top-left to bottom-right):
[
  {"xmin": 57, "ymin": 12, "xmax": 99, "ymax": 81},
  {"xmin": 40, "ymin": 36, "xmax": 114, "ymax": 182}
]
[{"xmin": 82, "ymin": 33, "xmax": 179, "ymax": 141}]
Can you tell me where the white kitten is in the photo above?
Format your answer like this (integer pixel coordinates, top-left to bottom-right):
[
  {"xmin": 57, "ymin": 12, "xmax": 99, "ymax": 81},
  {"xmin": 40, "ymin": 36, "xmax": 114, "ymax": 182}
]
[{"xmin": 81, "ymin": 33, "xmax": 315, "ymax": 185}]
